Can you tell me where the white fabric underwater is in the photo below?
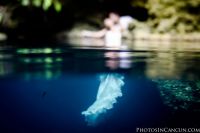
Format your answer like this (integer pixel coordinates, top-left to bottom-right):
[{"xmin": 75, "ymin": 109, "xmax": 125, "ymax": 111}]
[{"xmin": 82, "ymin": 73, "xmax": 124, "ymax": 125}]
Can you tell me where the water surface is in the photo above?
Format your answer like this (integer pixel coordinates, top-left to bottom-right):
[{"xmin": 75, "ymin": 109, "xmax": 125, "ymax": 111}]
[{"xmin": 0, "ymin": 41, "xmax": 200, "ymax": 133}]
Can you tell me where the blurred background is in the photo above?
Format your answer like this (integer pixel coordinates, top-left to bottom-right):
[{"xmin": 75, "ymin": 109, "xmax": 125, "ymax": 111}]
[
  {"xmin": 0, "ymin": 0, "xmax": 200, "ymax": 42},
  {"xmin": 0, "ymin": 1, "xmax": 200, "ymax": 132}
]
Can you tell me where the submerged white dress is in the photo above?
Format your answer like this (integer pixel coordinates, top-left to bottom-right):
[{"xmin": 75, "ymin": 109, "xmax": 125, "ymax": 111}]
[{"xmin": 82, "ymin": 74, "xmax": 124, "ymax": 125}]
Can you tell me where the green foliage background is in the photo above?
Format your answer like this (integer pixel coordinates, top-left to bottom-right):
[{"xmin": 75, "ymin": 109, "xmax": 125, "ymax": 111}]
[
  {"xmin": 146, "ymin": 0, "xmax": 200, "ymax": 33},
  {"xmin": 20, "ymin": 0, "xmax": 62, "ymax": 12},
  {"xmin": 0, "ymin": 0, "xmax": 200, "ymax": 34}
]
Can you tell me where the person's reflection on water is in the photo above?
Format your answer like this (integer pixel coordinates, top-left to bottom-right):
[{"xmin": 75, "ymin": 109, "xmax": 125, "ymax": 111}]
[{"xmin": 105, "ymin": 51, "xmax": 132, "ymax": 70}]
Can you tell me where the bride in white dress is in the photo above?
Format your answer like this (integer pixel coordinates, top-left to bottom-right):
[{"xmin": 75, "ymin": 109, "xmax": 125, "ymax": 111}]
[
  {"xmin": 82, "ymin": 18, "xmax": 122, "ymax": 48},
  {"xmin": 104, "ymin": 19, "xmax": 122, "ymax": 47}
]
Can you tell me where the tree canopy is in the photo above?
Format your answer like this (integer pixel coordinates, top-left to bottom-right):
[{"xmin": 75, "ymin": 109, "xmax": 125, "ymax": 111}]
[{"xmin": 0, "ymin": 0, "xmax": 200, "ymax": 36}]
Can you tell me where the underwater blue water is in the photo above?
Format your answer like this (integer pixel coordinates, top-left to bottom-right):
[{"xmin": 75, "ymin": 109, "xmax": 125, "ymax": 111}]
[
  {"xmin": 0, "ymin": 45, "xmax": 200, "ymax": 133},
  {"xmin": 0, "ymin": 74, "xmax": 167, "ymax": 133}
]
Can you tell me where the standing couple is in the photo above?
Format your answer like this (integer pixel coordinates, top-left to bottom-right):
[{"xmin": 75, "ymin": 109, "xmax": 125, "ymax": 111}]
[{"xmin": 82, "ymin": 12, "xmax": 133, "ymax": 47}]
